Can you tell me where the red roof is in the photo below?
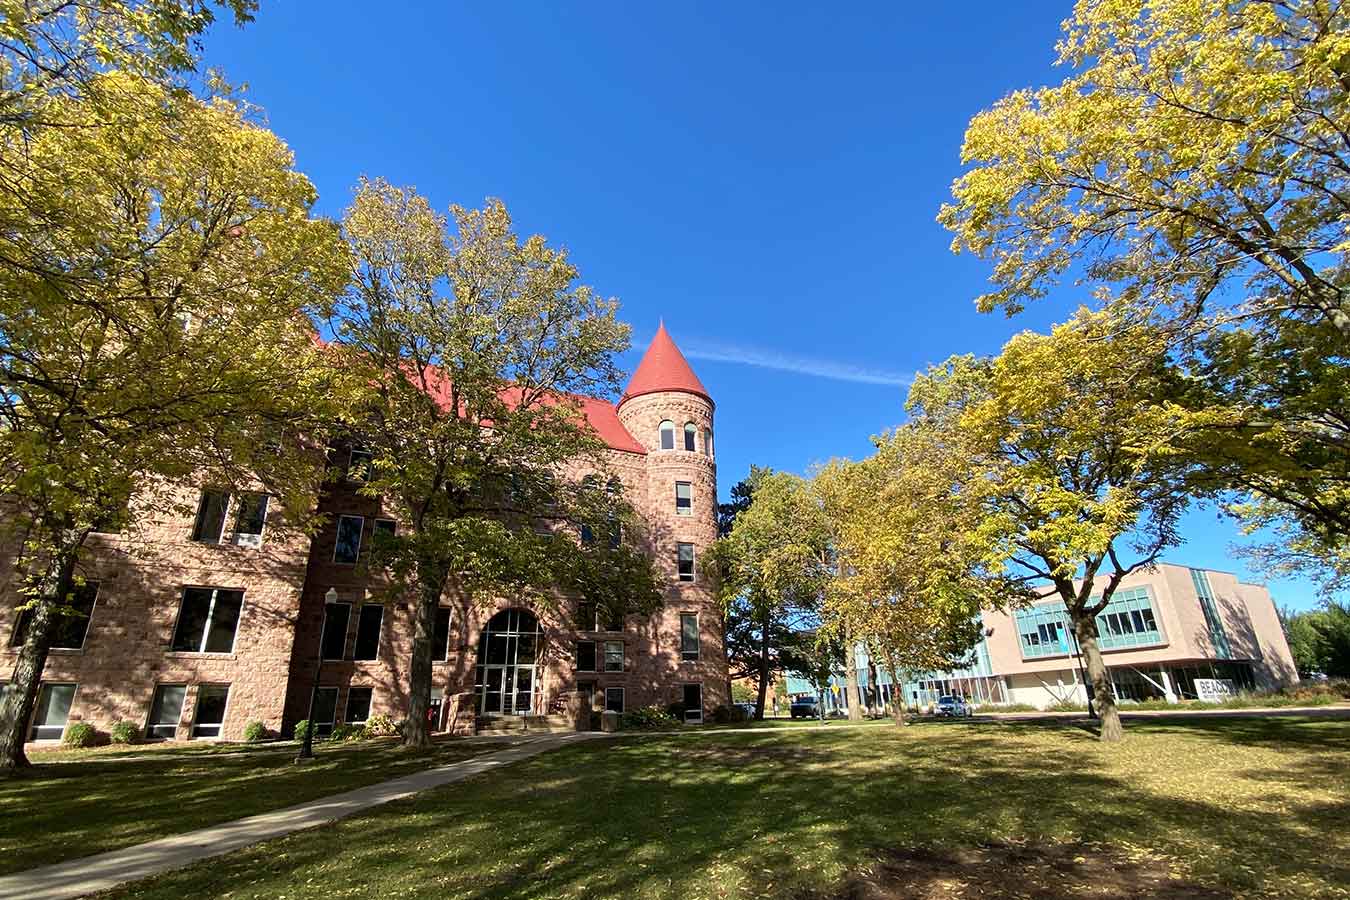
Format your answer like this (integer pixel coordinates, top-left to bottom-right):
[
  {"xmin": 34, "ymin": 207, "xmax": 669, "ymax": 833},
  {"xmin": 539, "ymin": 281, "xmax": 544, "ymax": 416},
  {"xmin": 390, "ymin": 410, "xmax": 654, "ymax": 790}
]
[
  {"xmin": 621, "ymin": 322, "xmax": 711, "ymax": 406},
  {"xmin": 416, "ymin": 367, "xmax": 646, "ymax": 456}
]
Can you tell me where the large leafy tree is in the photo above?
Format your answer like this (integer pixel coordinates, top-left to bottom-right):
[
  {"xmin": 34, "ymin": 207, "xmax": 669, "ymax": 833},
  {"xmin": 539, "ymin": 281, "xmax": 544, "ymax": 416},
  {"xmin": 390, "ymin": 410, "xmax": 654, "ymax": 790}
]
[
  {"xmin": 705, "ymin": 469, "xmax": 832, "ymax": 720},
  {"xmin": 1281, "ymin": 602, "xmax": 1350, "ymax": 678},
  {"xmin": 332, "ymin": 179, "xmax": 661, "ymax": 749},
  {"xmin": 909, "ymin": 309, "xmax": 1207, "ymax": 742},
  {"xmin": 939, "ymin": 0, "xmax": 1350, "ymax": 594},
  {"xmin": 814, "ymin": 438, "xmax": 1023, "ymax": 725},
  {"xmin": 0, "ymin": 75, "xmax": 348, "ymax": 772}
]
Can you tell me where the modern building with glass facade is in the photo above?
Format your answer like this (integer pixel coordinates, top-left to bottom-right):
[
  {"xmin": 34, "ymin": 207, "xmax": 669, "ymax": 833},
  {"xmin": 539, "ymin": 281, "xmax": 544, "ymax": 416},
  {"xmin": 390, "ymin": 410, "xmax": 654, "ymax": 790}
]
[{"xmin": 787, "ymin": 562, "xmax": 1298, "ymax": 711}]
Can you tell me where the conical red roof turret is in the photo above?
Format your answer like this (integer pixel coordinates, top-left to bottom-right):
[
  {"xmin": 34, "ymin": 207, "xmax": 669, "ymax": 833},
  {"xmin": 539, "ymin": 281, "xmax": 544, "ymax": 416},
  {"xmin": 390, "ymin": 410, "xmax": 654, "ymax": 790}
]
[{"xmin": 621, "ymin": 322, "xmax": 711, "ymax": 405}]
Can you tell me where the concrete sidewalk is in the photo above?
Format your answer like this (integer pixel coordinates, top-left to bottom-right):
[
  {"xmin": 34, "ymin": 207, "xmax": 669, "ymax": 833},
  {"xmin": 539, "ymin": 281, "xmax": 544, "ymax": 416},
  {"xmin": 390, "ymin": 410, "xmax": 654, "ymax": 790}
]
[{"xmin": 0, "ymin": 732, "xmax": 598, "ymax": 900}]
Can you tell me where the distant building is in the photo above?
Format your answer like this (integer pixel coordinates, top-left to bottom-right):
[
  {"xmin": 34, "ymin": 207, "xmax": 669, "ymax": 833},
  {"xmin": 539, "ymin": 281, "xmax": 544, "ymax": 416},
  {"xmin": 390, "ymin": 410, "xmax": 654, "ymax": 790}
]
[{"xmin": 787, "ymin": 562, "xmax": 1299, "ymax": 711}]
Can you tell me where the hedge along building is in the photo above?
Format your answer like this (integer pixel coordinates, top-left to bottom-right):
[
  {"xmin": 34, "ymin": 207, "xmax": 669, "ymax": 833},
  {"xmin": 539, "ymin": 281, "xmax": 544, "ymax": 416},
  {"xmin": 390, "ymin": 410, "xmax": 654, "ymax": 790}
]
[
  {"xmin": 1, "ymin": 323, "xmax": 729, "ymax": 743},
  {"xmin": 787, "ymin": 562, "xmax": 1298, "ymax": 712}
]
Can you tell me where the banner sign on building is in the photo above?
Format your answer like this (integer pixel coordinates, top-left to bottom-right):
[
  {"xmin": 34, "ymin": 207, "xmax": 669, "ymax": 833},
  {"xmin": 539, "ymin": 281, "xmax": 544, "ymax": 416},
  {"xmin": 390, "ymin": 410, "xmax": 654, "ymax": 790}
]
[{"xmin": 1194, "ymin": 678, "xmax": 1236, "ymax": 702}]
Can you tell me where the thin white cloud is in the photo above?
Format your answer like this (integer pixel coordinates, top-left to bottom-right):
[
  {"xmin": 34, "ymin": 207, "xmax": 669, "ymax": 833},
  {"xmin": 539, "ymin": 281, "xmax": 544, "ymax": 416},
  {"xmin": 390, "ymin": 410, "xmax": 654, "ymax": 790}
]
[{"xmin": 680, "ymin": 339, "xmax": 913, "ymax": 387}]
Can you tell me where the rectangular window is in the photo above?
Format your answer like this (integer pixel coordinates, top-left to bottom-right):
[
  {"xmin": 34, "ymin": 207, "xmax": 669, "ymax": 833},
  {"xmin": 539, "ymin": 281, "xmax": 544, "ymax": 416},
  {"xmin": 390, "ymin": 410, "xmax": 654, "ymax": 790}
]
[
  {"xmin": 147, "ymin": 684, "xmax": 186, "ymax": 740},
  {"xmin": 683, "ymin": 683, "xmax": 703, "ymax": 724},
  {"xmin": 30, "ymin": 683, "xmax": 75, "ymax": 741},
  {"xmin": 675, "ymin": 482, "xmax": 692, "ymax": 516},
  {"xmin": 604, "ymin": 686, "xmax": 625, "ymax": 713},
  {"xmin": 604, "ymin": 640, "xmax": 624, "ymax": 673},
  {"xmin": 233, "ymin": 492, "xmax": 269, "ymax": 538},
  {"xmin": 580, "ymin": 523, "xmax": 595, "ymax": 544},
  {"xmin": 192, "ymin": 684, "xmax": 230, "ymax": 738},
  {"xmin": 348, "ymin": 447, "xmax": 373, "ymax": 481},
  {"xmin": 171, "ymin": 588, "xmax": 244, "ymax": 653},
  {"xmin": 576, "ymin": 600, "xmax": 598, "ymax": 631},
  {"xmin": 601, "ymin": 603, "xmax": 624, "ymax": 632},
  {"xmin": 333, "ymin": 515, "xmax": 363, "ymax": 564},
  {"xmin": 373, "ymin": 519, "xmax": 396, "ymax": 541},
  {"xmin": 10, "ymin": 581, "xmax": 99, "ymax": 650},
  {"xmin": 433, "ymin": 607, "xmax": 451, "ymax": 661},
  {"xmin": 191, "ymin": 489, "xmax": 230, "ymax": 543},
  {"xmin": 310, "ymin": 686, "xmax": 338, "ymax": 737},
  {"xmin": 684, "ymin": 425, "xmax": 696, "ymax": 452},
  {"xmin": 576, "ymin": 640, "xmax": 596, "ymax": 672},
  {"xmin": 345, "ymin": 687, "xmax": 373, "ymax": 725},
  {"xmin": 321, "ymin": 603, "xmax": 352, "ymax": 660},
  {"xmin": 677, "ymin": 543, "xmax": 695, "ymax": 582},
  {"xmin": 353, "ymin": 605, "xmax": 383, "ymax": 661},
  {"xmin": 680, "ymin": 613, "xmax": 699, "ymax": 661}
]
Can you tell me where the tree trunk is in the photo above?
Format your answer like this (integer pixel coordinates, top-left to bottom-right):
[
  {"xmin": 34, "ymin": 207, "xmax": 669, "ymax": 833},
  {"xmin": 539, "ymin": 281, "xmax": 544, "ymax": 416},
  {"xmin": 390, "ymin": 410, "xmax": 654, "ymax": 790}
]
[
  {"xmin": 866, "ymin": 654, "xmax": 880, "ymax": 716},
  {"xmin": 843, "ymin": 625, "xmax": 863, "ymax": 722},
  {"xmin": 1072, "ymin": 612, "xmax": 1123, "ymax": 742},
  {"xmin": 403, "ymin": 559, "xmax": 448, "ymax": 749},
  {"xmin": 0, "ymin": 556, "xmax": 76, "ymax": 774},
  {"xmin": 754, "ymin": 609, "xmax": 771, "ymax": 720},
  {"xmin": 885, "ymin": 660, "xmax": 908, "ymax": 727}
]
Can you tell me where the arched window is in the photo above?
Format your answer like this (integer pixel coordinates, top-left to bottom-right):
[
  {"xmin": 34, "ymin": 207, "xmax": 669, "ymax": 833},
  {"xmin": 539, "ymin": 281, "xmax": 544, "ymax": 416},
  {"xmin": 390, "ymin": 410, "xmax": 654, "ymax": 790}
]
[
  {"xmin": 659, "ymin": 420, "xmax": 675, "ymax": 450},
  {"xmin": 684, "ymin": 422, "xmax": 697, "ymax": 451},
  {"xmin": 703, "ymin": 428, "xmax": 713, "ymax": 459},
  {"xmin": 474, "ymin": 608, "xmax": 543, "ymax": 716}
]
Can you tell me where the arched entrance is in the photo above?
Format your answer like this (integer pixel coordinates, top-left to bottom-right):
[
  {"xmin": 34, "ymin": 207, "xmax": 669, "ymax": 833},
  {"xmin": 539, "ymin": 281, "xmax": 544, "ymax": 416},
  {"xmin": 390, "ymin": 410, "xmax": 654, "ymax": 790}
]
[{"xmin": 474, "ymin": 608, "xmax": 542, "ymax": 716}]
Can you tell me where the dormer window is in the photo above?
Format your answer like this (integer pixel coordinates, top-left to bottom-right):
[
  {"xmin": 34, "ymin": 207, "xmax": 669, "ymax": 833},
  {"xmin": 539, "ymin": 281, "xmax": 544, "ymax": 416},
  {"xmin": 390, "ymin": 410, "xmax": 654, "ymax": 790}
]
[
  {"xmin": 659, "ymin": 420, "xmax": 675, "ymax": 450},
  {"xmin": 684, "ymin": 422, "xmax": 697, "ymax": 451}
]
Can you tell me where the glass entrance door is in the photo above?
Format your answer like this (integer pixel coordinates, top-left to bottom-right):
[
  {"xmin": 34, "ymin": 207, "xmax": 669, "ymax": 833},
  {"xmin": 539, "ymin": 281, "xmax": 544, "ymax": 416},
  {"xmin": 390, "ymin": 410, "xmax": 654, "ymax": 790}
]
[{"xmin": 474, "ymin": 609, "xmax": 543, "ymax": 716}]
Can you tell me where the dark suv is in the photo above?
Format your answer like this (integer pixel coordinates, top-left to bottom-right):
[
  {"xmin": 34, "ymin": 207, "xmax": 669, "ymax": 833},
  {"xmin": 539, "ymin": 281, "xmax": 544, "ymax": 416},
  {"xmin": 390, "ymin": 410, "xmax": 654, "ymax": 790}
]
[{"xmin": 790, "ymin": 696, "xmax": 820, "ymax": 719}]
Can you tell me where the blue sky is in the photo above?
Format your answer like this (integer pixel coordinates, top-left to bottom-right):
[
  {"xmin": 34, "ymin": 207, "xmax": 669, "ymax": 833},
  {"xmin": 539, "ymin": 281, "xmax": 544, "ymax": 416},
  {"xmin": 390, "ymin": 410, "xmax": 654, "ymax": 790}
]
[{"xmin": 204, "ymin": 2, "xmax": 1323, "ymax": 610}]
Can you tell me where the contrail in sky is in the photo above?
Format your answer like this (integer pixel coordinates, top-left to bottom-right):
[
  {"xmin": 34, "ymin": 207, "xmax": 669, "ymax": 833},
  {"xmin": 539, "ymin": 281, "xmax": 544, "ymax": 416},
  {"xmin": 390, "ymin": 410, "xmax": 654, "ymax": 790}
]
[{"xmin": 679, "ymin": 339, "xmax": 913, "ymax": 387}]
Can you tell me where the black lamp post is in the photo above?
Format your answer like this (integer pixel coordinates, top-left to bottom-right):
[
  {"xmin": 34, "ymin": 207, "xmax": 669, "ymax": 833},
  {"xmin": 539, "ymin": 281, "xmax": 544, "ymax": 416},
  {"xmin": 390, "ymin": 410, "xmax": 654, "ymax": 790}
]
[{"xmin": 296, "ymin": 587, "xmax": 336, "ymax": 763}]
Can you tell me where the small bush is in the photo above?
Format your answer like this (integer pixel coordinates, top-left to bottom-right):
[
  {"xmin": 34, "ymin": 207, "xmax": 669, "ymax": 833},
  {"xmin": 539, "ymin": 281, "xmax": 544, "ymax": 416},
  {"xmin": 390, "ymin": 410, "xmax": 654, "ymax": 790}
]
[
  {"xmin": 620, "ymin": 705, "xmax": 680, "ymax": 731},
  {"xmin": 1046, "ymin": 701, "xmax": 1087, "ymax": 713},
  {"xmin": 364, "ymin": 714, "xmax": 399, "ymax": 737},
  {"xmin": 329, "ymin": 723, "xmax": 368, "ymax": 742},
  {"xmin": 724, "ymin": 705, "xmax": 749, "ymax": 724},
  {"xmin": 665, "ymin": 702, "xmax": 686, "ymax": 720},
  {"xmin": 710, "ymin": 704, "xmax": 730, "ymax": 724},
  {"xmin": 293, "ymin": 719, "xmax": 312, "ymax": 743},
  {"xmin": 973, "ymin": 702, "xmax": 1037, "ymax": 714},
  {"xmin": 243, "ymin": 721, "xmax": 268, "ymax": 743},
  {"xmin": 62, "ymin": 722, "xmax": 98, "ymax": 748},
  {"xmin": 109, "ymin": 720, "xmax": 140, "ymax": 745}
]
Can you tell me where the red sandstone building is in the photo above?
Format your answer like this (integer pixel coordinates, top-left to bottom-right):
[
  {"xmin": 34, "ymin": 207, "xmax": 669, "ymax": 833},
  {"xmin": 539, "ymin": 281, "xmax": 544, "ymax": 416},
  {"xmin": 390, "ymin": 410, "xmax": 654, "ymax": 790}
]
[{"xmin": 2, "ymin": 325, "xmax": 729, "ymax": 743}]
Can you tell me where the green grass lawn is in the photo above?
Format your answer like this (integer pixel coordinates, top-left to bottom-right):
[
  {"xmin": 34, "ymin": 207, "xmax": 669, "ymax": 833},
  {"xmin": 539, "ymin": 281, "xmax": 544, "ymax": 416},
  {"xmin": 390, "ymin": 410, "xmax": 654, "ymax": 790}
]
[
  {"xmin": 85, "ymin": 716, "xmax": 1349, "ymax": 900},
  {"xmin": 0, "ymin": 736, "xmax": 522, "ymax": 875}
]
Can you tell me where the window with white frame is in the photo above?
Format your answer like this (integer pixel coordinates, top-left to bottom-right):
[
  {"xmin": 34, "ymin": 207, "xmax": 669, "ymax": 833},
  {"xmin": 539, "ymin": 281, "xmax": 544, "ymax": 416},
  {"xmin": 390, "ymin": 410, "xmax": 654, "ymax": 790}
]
[
  {"xmin": 659, "ymin": 420, "xmax": 675, "ymax": 450},
  {"xmin": 345, "ymin": 687, "xmax": 373, "ymax": 725},
  {"xmin": 310, "ymin": 686, "xmax": 338, "ymax": 737},
  {"xmin": 348, "ymin": 447, "xmax": 373, "ymax": 481},
  {"xmin": 192, "ymin": 684, "xmax": 230, "ymax": 738},
  {"xmin": 10, "ymin": 581, "xmax": 98, "ymax": 650},
  {"xmin": 675, "ymin": 481, "xmax": 692, "ymax": 516},
  {"xmin": 603, "ymin": 640, "xmax": 624, "ymax": 672},
  {"xmin": 191, "ymin": 489, "xmax": 230, "ymax": 543},
  {"xmin": 605, "ymin": 686, "xmax": 625, "ymax": 713},
  {"xmin": 677, "ymin": 543, "xmax": 695, "ymax": 581},
  {"xmin": 433, "ymin": 607, "xmax": 452, "ymax": 661},
  {"xmin": 333, "ymin": 515, "xmax": 364, "ymax": 564},
  {"xmin": 30, "ymin": 683, "xmax": 76, "ymax": 741},
  {"xmin": 232, "ymin": 492, "xmax": 269, "ymax": 543},
  {"xmin": 680, "ymin": 613, "xmax": 699, "ymax": 661},
  {"xmin": 576, "ymin": 640, "xmax": 597, "ymax": 672},
  {"xmin": 684, "ymin": 422, "xmax": 697, "ymax": 451},
  {"xmin": 171, "ymin": 588, "xmax": 244, "ymax": 653},
  {"xmin": 320, "ymin": 603, "xmax": 351, "ymax": 660},
  {"xmin": 353, "ymin": 605, "xmax": 383, "ymax": 661},
  {"xmin": 147, "ymin": 684, "xmax": 186, "ymax": 740}
]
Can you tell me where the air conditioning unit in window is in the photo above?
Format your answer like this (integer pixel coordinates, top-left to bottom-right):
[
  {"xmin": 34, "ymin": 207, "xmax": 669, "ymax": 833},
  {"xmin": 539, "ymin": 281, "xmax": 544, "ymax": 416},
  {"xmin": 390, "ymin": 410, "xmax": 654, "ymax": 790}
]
[{"xmin": 233, "ymin": 532, "xmax": 263, "ymax": 549}]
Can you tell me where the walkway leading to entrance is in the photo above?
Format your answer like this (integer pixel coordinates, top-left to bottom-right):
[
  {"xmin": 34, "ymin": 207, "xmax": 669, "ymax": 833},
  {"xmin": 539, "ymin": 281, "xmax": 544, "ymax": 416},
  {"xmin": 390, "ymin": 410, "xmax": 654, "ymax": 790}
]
[{"xmin": 0, "ymin": 733, "xmax": 600, "ymax": 900}]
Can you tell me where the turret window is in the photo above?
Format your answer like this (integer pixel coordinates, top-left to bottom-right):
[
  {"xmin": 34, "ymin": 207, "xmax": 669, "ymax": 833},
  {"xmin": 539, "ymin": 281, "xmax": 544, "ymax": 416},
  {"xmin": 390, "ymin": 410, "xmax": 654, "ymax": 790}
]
[
  {"xmin": 677, "ymin": 543, "xmax": 695, "ymax": 581},
  {"xmin": 704, "ymin": 428, "xmax": 713, "ymax": 459},
  {"xmin": 659, "ymin": 420, "xmax": 675, "ymax": 450},
  {"xmin": 675, "ymin": 481, "xmax": 692, "ymax": 516},
  {"xmin": 684, "ymin": 422, "xmax": 697, "ymax": 451}
]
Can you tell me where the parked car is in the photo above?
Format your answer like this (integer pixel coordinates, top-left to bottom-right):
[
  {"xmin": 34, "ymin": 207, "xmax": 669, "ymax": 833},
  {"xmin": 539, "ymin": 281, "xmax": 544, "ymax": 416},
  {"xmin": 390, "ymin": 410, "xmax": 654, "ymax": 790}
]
[
  {"xmin": 934, "ymin": 695, "xmax": 972, "ymax": 717},
  {"xmin": 789, "ymin": 696, "xmax": 820, "ymax": 719}
]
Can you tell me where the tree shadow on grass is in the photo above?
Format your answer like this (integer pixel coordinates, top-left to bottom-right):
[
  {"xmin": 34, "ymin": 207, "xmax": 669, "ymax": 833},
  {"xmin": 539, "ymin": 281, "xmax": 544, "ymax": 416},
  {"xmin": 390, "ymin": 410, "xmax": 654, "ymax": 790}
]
[{"xmin": 98, "ymin": 723, "xmax": 1350, "ymax": 900}]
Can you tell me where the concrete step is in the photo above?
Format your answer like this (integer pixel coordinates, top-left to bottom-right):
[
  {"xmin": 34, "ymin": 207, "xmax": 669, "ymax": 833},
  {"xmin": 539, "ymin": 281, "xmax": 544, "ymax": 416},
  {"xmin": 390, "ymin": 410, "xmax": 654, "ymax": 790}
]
[{"xmin": 476, "ymin": 714, "xmax": 573, "ymax": 735}]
